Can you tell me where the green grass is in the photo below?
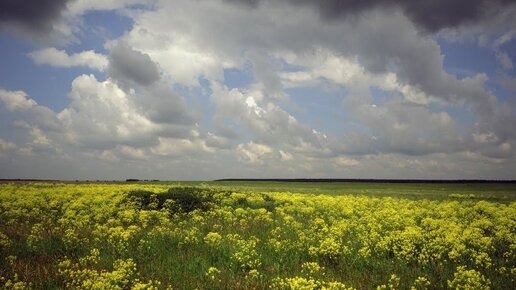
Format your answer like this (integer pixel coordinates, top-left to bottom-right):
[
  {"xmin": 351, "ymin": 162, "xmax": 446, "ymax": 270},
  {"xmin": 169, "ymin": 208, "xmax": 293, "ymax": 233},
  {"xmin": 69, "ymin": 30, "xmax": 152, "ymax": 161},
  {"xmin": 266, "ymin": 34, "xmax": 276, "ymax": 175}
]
[
  {"xmin": 1, "ymin": 181, "xmax": 515, "ymax": 289},
  {"xmin": 141, "ymin": 180, "xmax": 516, "ymax": 202}
]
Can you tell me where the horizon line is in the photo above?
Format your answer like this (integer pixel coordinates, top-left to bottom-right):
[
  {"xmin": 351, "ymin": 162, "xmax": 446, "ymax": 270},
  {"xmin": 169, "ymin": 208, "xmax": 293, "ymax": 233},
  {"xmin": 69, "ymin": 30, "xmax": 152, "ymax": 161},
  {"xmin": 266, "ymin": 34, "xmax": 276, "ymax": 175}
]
[{"xmin": 1, "ymin": 178, "xmax": 516, "ymax": 184}]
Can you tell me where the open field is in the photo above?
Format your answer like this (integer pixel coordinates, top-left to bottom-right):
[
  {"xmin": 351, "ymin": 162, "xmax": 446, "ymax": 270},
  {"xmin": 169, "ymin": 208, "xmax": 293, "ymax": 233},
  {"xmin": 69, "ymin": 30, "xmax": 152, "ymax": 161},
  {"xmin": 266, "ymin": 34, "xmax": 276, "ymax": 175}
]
[
  {"xmin": 0, "ymin": 181, "xmax": 515, "ymax": 289},
  {"xmin": 210, "ymin": 181, "xmax": 516, "ymax": 202}
]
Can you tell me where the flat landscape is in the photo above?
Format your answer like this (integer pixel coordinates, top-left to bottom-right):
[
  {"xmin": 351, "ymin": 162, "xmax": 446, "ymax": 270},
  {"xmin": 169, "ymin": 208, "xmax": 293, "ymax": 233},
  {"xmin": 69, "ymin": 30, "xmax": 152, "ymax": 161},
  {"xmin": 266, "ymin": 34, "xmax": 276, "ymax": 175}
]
[
  {"xmin": 2, "ymin": 0, "xmax": 516, "ymax": 289},
  {"xmin": 1, "ymin": 181, "xmax": 515, "ymax": 289}
]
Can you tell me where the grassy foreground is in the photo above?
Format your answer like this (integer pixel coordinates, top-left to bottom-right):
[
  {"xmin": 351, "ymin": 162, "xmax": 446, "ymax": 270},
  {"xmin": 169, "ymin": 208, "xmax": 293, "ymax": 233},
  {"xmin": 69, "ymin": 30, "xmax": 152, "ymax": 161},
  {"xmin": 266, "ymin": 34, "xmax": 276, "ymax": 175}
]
[{"xmin": 0, "ymin": 181, "xmax": 515, "ymax": 289}]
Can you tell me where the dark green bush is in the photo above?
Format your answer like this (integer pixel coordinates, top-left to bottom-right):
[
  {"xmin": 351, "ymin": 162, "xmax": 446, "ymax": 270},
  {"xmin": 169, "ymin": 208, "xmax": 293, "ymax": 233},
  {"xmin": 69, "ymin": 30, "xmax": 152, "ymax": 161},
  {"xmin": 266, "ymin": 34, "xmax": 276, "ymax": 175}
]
[{"xmin": 126, "ymin": 187, "xmax": 215, "ymax": 213}]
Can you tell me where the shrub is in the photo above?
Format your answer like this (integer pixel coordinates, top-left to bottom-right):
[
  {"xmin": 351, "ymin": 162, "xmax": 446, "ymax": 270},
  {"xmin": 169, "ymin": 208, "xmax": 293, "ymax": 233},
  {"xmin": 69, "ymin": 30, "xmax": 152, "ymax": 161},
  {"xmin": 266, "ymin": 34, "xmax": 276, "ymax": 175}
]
[{"xmin": 126, "ymin": 187, "xmax": 215, "ymax": 213}]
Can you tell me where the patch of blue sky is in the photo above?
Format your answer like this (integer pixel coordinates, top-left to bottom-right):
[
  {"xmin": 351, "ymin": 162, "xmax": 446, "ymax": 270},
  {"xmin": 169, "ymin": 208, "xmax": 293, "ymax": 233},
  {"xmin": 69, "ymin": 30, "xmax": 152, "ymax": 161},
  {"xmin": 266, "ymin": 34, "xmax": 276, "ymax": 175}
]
[
  {"xmin": 173, "ymin": 77, "xmax": 219, "ymax": 133},
  {"xmin": 0, "ymin": 109, "xmax": 17, "ymax": 138},
  {"xmin": 173, "ymin": 78, "xmax": 211, "ymax": 99},
  {"xmin": 429, "ymin": 102, "xmax": 476, "ymax": 131},
  {"xmin": 0, "ymin": 10, "xmax": 133, "ymax": 113},
  {"xmin": 278, "ymin": 58, "xmax": 305, "ymax": 72},
  {"xmin": 496, "ymin": 37, "xmax": 516, "ymax": 68},
  {"xmin": 66, "ymin": 10, "xmax": 134, "ymax": 54},
  {"xmin": 489, "ymin": 79, "xmax": 513, "ymax": 102},
  {"xmin": 370, "ymin": 85, "xmax": 477, "ymax": 133},
  {"xmin": 493, "ymin": 38, "xmax": 516, "ymax": 98},
  {"xmin": 438, "ymin": 37, "xmax": 515, "ymax": 103},
  {"xmin": 125, "ymin": 2, "xmax": 154, "ymax": 10},
  {"xmin": 370, "ymin": 86, "xmax": 400, "ymax": 106},
  {"xmin": 0, "ymin": 107, "xmax": 35, "ymax": 145},
  {"xmin": 220, "ymin": 116, "xmax": 251, "ymax": 141},
  {"xmin": 438, "ymin": 38, "xmax": 498, "ymax": 78},
  {"xmin": 0, "ymin": 32, "xmax": 33, "ymax": 91},
  {"xmin": 0, "ymin": 33, "xmax": 104, "ymax": 112},
  {"xmin": 223, "ymin": 68, "xmax": 252, "ymax": 89},
  {"xmin": 285, "ymin": 86, "xmax": 352, "ymax": 135}
]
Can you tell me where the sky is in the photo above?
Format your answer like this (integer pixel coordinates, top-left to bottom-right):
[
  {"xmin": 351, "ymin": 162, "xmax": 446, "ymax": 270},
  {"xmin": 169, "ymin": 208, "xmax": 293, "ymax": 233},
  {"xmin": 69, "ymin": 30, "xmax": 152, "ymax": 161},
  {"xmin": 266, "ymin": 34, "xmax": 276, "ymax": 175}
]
[{"xmin": 0, "ymin": 0, "xmax": 516, "ymax": 180}]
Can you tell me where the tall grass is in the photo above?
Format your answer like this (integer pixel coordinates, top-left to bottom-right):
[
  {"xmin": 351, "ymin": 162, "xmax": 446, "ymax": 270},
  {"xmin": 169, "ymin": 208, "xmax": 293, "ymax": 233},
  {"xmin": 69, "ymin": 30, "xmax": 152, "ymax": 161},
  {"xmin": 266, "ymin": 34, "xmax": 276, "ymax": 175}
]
[{"xmin": 0, "ymin": 182, "xmax": 514, "ymax": 289}]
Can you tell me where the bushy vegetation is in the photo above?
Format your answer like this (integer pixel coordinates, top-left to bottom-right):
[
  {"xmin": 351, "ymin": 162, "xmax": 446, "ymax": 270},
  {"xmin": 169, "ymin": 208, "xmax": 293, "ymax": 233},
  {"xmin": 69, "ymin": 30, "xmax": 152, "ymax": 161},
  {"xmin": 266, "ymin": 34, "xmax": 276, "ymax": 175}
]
[
  {"xmin": 0, "ymin": 182, "xmax": 515, "ymax": 289},
  {"xmin": 125, "ymin": 187, "xmax": 216, "ymax": 213}
]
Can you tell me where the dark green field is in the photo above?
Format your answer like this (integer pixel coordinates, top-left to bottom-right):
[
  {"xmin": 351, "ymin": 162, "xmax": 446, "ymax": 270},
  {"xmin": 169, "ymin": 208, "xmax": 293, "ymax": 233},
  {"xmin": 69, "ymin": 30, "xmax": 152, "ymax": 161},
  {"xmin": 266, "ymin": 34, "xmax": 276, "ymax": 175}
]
[{"xmin": 146, "ymin": 180, "xmax": 516, "ymax": 202}]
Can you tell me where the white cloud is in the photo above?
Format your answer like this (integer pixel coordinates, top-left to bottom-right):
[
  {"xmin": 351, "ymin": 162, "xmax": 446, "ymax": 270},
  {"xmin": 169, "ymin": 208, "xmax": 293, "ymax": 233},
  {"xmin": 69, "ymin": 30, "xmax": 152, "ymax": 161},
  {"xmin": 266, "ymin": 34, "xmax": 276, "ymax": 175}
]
[
  {"xmin": 495, "ymin": 50, "xmax": 513, "ymax": 70},
  {"xmin": 97, "ymin": 150, "xmax": 119, "ymax": 162},
  {"xmin": 119, "ymin": 0, "xmax": 510, "ymax": 151},
  {"xmin": 1, "ymin": 0, "xmax": 515, "ymax": 179},
  {"xmin": 0, "ymin": 72, "xmax": 209, "ymax": 166},
  {"xmin": 66, "ymin": 0, "xmax": 154, "ymax": 15},
  {"xmin": 107, "ymin": 42, "xmax": 160, "ymax": 86},
  {"xmin": 29, "ymin": 48, "xmax": 108, "ymax": 71},
  {"xmin": 122, "ymin": 26, "xmax": 231, "ymax": 87},
  {"xmin": 0, "ymin": 89, "xmax": 63, "ymax": 132},
  {"xmin": 237, "ymin": 141, "xmax": 272, "ymax": 165},
  {"xmin": 279, "ymin": 150, "xmax": 293, "ymax": 161},
  {"xmin": 439, "ymin": 5, "xmax": 516, "ymax": 47},
  {"xmin": 0, "ymin": 89, "xmax": 37, "ymax": 111},
  {"xmin": 118, "ymin": 145, "xmax": 147, "ymax": 160},
  {"xmin": 335, "ymin": 156, "xmax": 359, "ymax": 167},
  {"xmin": 501, "ymin": 75, "xmax": 516, "ymax": 92},
  {"xmin": 29, "ymin": 127, "xmax": 52, "ymax": 148},
  {"xmin": 150, "ymin": 137, "xmax": 212, "ymax": 158},
  {"xmin": 0, "ymin": 139, "xmax": 17, "ymax": 152},
  {"xmin": 210, "ymin": 83, "xmax": 324, "ymax": 151},
  {"xmin": 57, "ymin": 74, "xmax": 159, "ymax": 148},
  {"xmin": 205, "ymin": 133, "xmax": 231, "ymax": 149},
  {"xmin": 473, "ymin": 132, "xmax": 499, "ymax": 144}
]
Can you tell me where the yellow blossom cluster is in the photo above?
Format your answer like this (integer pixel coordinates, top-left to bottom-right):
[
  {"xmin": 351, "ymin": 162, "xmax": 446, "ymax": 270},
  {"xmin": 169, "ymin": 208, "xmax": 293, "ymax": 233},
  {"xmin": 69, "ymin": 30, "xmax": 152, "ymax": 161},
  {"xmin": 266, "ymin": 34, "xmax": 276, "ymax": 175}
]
[{"xmin": 0, "ymin": 182, "xmax": 515, "ymax": 289}]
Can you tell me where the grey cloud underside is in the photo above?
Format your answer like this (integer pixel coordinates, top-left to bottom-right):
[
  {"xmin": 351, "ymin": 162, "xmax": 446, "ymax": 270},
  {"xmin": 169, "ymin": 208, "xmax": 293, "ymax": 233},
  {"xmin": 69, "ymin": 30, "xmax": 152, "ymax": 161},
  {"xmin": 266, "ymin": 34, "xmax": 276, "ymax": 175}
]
[
  {"xmin": 1, "ymin": 0, "xmax": 515, "ymax": 179},
  {"xmin": 121, "ymin": 0, "xmax": 515, "ymax": 160},
  {"xmin": 0, "ymin": 0, "xmax": 71, "ymax": 33},
  {"xmin": 142, "ymin": 85, "xmax": 196, "ymax": 126},
  {"xmin": 108, "ymin": 43, "xmax": 196, "ymax": 126},
  {"xmin": 226, "ymin": 0, "xmax": 515, "ymax": 32},
  {"xmin": 108, "ymin": 43, "xmax": 161, "ymax": 87}
]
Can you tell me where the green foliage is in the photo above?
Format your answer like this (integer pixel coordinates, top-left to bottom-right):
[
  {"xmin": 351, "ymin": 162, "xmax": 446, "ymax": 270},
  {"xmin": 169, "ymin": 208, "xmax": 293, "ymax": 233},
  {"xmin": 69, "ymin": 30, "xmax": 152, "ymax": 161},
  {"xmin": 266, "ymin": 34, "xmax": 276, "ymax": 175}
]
[
  {"xmin": 0, "ymin": 182, "xmax": 515, "ymax": 289},
  {"xmin": 126, "ymin": 187, "xmax": 215, "ymax": 213},
  {"xmin": 447, "ymin": 266, "xmax": 491, "ymax": 290}
]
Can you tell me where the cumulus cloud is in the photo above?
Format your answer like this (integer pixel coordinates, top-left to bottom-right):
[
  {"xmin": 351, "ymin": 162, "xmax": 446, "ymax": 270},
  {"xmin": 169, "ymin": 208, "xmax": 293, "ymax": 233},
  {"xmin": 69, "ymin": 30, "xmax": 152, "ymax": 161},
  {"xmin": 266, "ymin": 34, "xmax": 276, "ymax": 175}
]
[
  {"xmin": 58, "ymin": 74, "xmax": 161, "ymax": 149},
  {"xmin": 108, "ymin": 43, "xmax": 161, "ymax": 86},
  {"xmin": 0, "ymin": 0, "xmax": 71, "ymax": 34},
  {"xmin": 237, "ymin": 141, "xmax": 272, "ymax": 165},
  {"xmin": 0, "ymin": 89, "xmax": 63, "ymax": 132},
  {"xmin": 226, "ymin": 0, "xmax": 515, "ymax": 33},
  {"xmin": 245, "ymin": 50, "xmax": 284, "ymax": 98},
  {"xmin": 98, "ymin": 0, "xmax": 516, "ymax": 166},
  {"xmin": 495, "ymin": 50, "xmax": 513, "ymax": 70},
  {"xmin": 151, "ymin": 137, "xmax": 212, "ymax": 158},
  {"xmin": 125, "ymin": 1, "xmax": 499, "ymax": 116},
  {"xmin": 140, "ymin": 84, "xmax": 196, "ymax": 126},
  {"xmin": 122, "ymin": 25, "xmax": 231, "ymax": 87},
  {"xmin": 1, "ymin": 0, "xmax": 515, "ymax": 179},
  {"xmin": 0, "ymin": 89, "xmax": 37, "ymax": 111},
  {"xmin": 210, "ymin": 83, "xmax": 323, "ymax": 151},
  {"xmin": 334, "ymin": 156, "xmax": 359, "ymax": 167},
  {"xmin": 0, "ymin": 0, "xmax": 155, "ymax": 43},
  {"xmin": 0, "ymin": 138, "xmax": 16, "ymax": 152},
  {"xmin": 29, "ymin": 48, "xmax": 108, "ymax": 71},
  {"xmin": 105, "ymin": 42, "xmax": 198, "ymax": 127},
  {"xmin": 343, "ymin": 100, "xmax": 463, "ymax": 156},
  {"xmin": 67, "ymin": 0, "xmax": 155, "ymax": 15},
  {"xmin": 501, "ymin": 75, "xmax": 516, "ymax": 92},
  {"xmin": 0, "ymin": 71, "xmax": 208, "ymax": 162}
]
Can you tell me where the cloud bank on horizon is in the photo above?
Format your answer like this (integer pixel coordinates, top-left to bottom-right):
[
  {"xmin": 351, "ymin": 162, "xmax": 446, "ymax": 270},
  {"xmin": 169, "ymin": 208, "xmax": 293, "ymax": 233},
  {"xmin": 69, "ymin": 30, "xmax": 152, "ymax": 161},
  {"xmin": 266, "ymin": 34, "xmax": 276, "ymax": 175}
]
[{"xmin": 0, "ymin": 0, "xmax": 515, "ymax": 180}]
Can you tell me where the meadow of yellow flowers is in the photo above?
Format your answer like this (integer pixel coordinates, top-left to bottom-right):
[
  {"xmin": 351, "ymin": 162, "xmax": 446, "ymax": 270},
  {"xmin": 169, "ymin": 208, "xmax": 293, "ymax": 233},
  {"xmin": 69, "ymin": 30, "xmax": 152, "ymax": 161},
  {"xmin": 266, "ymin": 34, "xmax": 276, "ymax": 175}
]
[{"xmin": 0, "ymin": 182, "xmax": 514, "ymax": 289}]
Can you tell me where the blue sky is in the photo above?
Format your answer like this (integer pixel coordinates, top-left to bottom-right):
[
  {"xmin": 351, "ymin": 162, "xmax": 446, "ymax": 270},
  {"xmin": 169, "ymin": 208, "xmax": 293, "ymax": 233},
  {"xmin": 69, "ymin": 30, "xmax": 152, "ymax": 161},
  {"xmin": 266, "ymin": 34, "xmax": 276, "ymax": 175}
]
[{"xmin": 1, "ymin": 0, "xmax": 515, "ymax": 180}]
